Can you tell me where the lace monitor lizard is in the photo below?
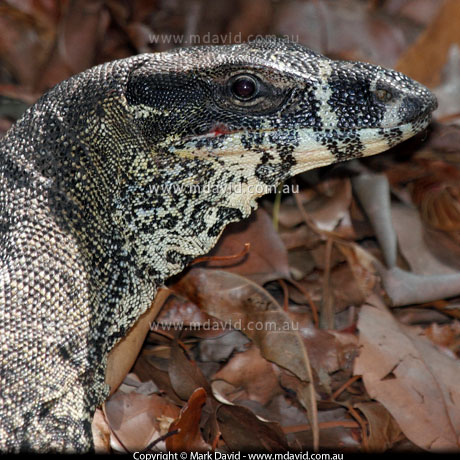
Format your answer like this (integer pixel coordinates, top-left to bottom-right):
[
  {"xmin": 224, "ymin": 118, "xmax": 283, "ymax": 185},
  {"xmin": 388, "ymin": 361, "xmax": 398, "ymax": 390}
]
[{"xmin": 0, "ymin": 38, "xmax": 436, "ymax": 452}]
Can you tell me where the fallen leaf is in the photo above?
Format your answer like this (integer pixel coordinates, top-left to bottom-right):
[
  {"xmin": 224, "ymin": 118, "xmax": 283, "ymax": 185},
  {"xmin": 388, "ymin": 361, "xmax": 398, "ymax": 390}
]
[
  {"xmin": 352, "ymin": 173, "xmax": 397, "ymax": 268},
  {"xmin": 354, "ymin": 299, "xmax": 460, "ymax": 451},
  {"xmin": 106, "ymin": 287, "xmax": 171, "ymax": 395},
  {"xmin": 168, "ymin": 340, "xmax": 211, "ymax": 401},
  {"xmin": 396, "ymin": 0, "xmax": 460, "ymax": 87},
  {"xmin": 92, "ymin": 408, "xmax": 111, "ymax": 453},
  {"xmin": 217, "ymin": 404, "xmax": 289, "ymax": 452},
  {"xmin": 354, "ymin": 402, "xmax": 403, "ymax": 452},
  {"xmin": 203, "ymin": 208, "xmax": 290, "ymax": 285},
  {"xmin": 167, "ymin": 387, "xmax": 212, "ymax": 452},
  {"xmin": 104, "ymin": 390, "xmax": 180, "ymax": 452},
  {"xmin": 391, "ymin": 204, "xmax": 460, "ymax": 275},
  {"xmin": 213, "ymin": 345, "xmax": 282, "ymax": 405}
]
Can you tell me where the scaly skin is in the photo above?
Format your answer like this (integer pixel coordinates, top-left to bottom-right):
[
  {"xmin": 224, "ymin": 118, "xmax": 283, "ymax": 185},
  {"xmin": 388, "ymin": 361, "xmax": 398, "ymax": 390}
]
[{"xmin": 0, "ymin": 38, "xmax": 436, "ymax": 452}]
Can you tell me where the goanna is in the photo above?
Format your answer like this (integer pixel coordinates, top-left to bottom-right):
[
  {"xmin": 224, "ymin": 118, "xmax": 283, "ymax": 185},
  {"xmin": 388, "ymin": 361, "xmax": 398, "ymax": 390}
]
[{"xmin": 0, "ymin": 38, "xmax": 436, "ymax": 451}]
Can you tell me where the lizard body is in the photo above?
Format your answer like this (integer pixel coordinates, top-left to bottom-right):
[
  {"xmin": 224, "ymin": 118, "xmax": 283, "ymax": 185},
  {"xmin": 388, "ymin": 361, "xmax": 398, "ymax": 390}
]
[{"xmin": 0, "ymin": 39, "xmax": 436, "ymax": 452}]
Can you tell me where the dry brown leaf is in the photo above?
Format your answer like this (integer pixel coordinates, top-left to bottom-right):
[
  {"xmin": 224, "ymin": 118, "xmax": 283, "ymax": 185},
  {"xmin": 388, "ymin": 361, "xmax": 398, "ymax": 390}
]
[
  {"xmin": 168, "ymin": 340, "xmax": 211, "ymax": 401},
  {"xmin": 282, "ymin": 312, "xmax": 357, "ymax": 396},
  {"xmin": 279, "ymin": 224, "xmax": 318, "ymax": 251},
  {"xmin": 198, "ymin": 330, "xmax": 250, "ymax": 362},
  {"xmin": 277, "ymin": 178, "xmax": 354, "ymax": 237},
  {"xmin": 424, "ymin": 321, "xmax": 460, "ymax": 352},
  {"xmin": 286, "ymin": 406, "xmax": 360, "ymax": 450},
  {"xmin": 133, "ymin": 352, "xmax": 184, "ymax": 406},
  {"xmin": 286, "ymin": 247, "xmax": 316, "ymax": 280},
  {"xmin": 292, "ymin": 245, "xmax": 375, "ymax": 314},
  {"xmin": 391, "ymin": 204, "xmax": 460, "ymax": 275},
  {"xmin": 92, "ymin": 408, "xmax": 112, "ymax": 453},
  {"xmin": 104, "ymin": 391, "xmax": 180, "ymax": 452},
  {"xmin": 396, "ymin": 0, "xmax": 460, "ymax": 87},
  {"xmin": 154, "ymin": 294, "xmax": 228, "ymax": 340},
  {"xmin": 105, "ymin": 287, "xmax": 171, "ymax": 394},
  {"xmin": 354, "ymin": 402, "xmax": 403, "ymax": 453},
  {"xmin": 306, "ymin": 178, "xmax": 353, "ymax": 236},
  {"xmin": 217, "ymin": 404, "xmax": 289, "ymax": 452},
  {"xmin": 336, "ymin": 242, "xmax": 379, "ymax": 301},
  {"xmin": 354, "ymin": 299, "xmax": 460, "ymax": 451},
  {"xmin": 408, "ymin": 162, "xmax": 460, "ymax": 269},
  {"xmin": 166, "ymin": 387, "xmax": 211, "ymax": 452},
  {"xmin": 203, "ymin": 208, "xmax": 290, "ymax": 285},
  {"xmin": 352, "ymin": 173, "xmax": 397, "ymax": 268},
  {"xmin": 213, "ymin": 345, "xmax": 282, "ymax": 405}
]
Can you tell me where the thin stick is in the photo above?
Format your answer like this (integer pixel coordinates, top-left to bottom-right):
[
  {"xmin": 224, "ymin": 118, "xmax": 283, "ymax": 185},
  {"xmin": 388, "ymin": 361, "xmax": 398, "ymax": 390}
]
[
  {"xmin": 330, "ymin": 374, "xmax": 361, "ymax": 401},
  {"xmin": 278, "ymin": 278, "xmax": 290, "ymax": 312},
  {"xmin": 191, "ymin": 243, "xmax": 250, "ymax": 265},
  {"xmin": 288, "ymin": 278, "xmax": 320, "ymax": 328},
  {"xmin": 283, "ymin": 420, "xmax": 359, "ymax": 434}
]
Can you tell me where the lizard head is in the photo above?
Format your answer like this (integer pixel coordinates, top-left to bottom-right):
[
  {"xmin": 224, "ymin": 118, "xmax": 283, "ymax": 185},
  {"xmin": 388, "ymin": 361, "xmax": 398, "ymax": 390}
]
[
  {"xmin": 126, "ymin": 37, "xmax": 436, "ymax": 190},
  {"xmin": 118, "ymin": 38, "xmax": 437, "ymax": 278}
]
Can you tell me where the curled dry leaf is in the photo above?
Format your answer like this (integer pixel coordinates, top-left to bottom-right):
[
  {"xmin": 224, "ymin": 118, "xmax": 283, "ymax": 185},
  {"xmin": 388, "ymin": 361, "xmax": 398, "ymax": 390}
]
[
  {"xmin": 105, "ymin": 287, "xmax": 171, "ymax": 394},
  {"xmin": 305, "ymin": 178, "xmax": 353, "ymax": 236},
  {"xmin": 92, "ymin": 408, "xmax": 111, "ymax": 454},
  {"xmin": 335, "ymin": 242, "xmax": 379, "ymax": 302},
  {"xmin": 379, "ymin": 266, "xmax": 460, "ymax": 307},
  {"xmin": 352, "ymin": 173, "xmax": 397, "ymax": 268},
  {"xmin": 354, "ymin": 299, "xmax": 460, "ymax": 451},
  {"xmin": 354, "ymin": 402, "xmax": 403, "ymax": 453},
  {"xmin": 391, "ymin": 204, "xmax": 459, "ymax": 275},
  {"xmin": 424, "ymin": 321, "xmax": 460, "ymax": 352},
  {"xmin": 410, "ymin": 160, "xmax": 460, "ymax": 232},
  {"xmin": 410, "ymin": 162, "xmax": 460, "ymax": 268},
  {"xmin": 166, "ymin": 387, "xmax": 212, "ymax": 452},
  {"xmin": 277, "ymin": 178, "xmax": 354, "ymax": 237}
]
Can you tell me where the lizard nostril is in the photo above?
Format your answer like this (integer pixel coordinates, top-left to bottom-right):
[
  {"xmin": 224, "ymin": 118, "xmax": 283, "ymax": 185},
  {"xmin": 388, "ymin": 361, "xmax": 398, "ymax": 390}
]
[
  {"xmin": 374, "ymin": 88, "xmax": 393, "ymax": 103},
  {"xmin": 398, "ymin": 95, "xmax": 424, "ymax": 123}
]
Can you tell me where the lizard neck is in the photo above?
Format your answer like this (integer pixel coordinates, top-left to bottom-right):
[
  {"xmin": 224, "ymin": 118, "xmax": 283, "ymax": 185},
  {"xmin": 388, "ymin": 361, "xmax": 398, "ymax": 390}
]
[{"xmin": 111, "ymin": 151, "xmax": 257, "ymax": 285}]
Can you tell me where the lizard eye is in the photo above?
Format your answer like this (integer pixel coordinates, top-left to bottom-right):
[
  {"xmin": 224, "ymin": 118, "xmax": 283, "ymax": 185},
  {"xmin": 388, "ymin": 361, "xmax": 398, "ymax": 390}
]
[{"xmin": 229, "ymin": 75, "xmax": 259, "ymax": 100}]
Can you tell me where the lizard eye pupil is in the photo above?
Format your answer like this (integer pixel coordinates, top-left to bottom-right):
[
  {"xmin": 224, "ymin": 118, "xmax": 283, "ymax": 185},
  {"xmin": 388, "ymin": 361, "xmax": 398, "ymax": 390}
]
[{"xmin": 231, "ymin": 76, "xmax": 258, "ymax": 100}]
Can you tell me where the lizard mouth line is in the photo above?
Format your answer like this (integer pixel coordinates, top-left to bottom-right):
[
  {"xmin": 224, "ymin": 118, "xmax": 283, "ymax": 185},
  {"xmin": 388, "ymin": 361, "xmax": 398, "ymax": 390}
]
[{"xmin": 184, "ymin": 116, "xmax": 434, "ymax": 143}]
